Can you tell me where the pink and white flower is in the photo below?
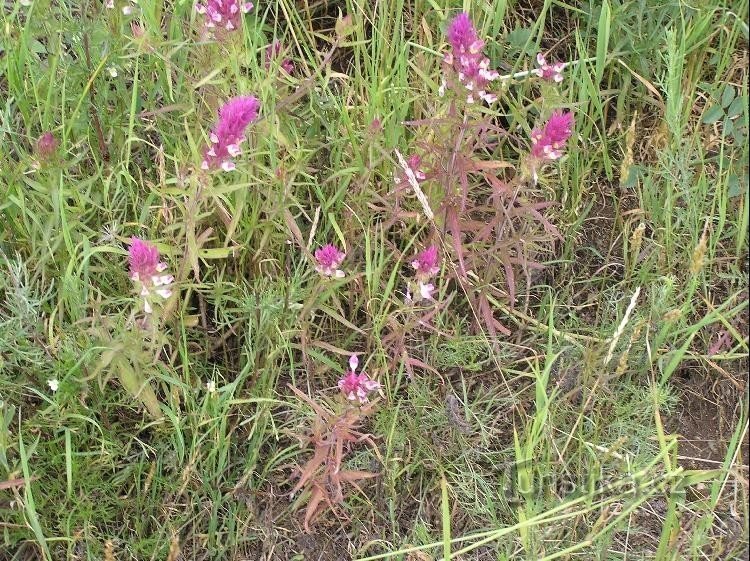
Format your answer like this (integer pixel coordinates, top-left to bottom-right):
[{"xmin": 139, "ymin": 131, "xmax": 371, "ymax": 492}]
[
  {"xmin": 314, "ymin": 244, "xmax": 346, "ymax": 278},
  {"xmin": 534, "ymin": 53, "xmax": 565, "ymax": 83},
  {"xmin": 443, "ymin": 13, "xmax": 499, "ymax": 104},
  {"xmin": 530, "ymin": 110, "xmax": 574, "ymax": 161},
  {"xmin": 411, "ymin": 245, "xmax": 440, "ymax": 281},
  {"xmin": 128, "ymin": 237, "xmax": 174, "ymax": 314},
  {"xmin": 201, "ymin": 96, "xmax": 260, "ymax": 172},
  {"xmin": 195, "ymin": 0, "xmax": 253, "ymax": 33},
  {"xmin": 406, "ymin": 245, "xmax": 440, "ymax": 304},
  {"xmin": 338, "ymin": 354, "xmax": 379, "ymax": 404}
]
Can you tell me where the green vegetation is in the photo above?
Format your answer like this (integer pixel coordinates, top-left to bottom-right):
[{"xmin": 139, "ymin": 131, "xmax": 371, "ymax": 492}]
[{"xmin": 0, "ymin": 0, "xmax": 747, "ymax": 559}]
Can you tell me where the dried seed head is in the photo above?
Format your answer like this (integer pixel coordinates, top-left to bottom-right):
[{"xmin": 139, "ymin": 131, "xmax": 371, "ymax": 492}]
[{"xmin": 689, "ymin": 232, "xmax": 707, "ymax": 275}]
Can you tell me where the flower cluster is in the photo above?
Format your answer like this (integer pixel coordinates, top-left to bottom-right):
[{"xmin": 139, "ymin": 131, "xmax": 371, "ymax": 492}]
[
  {"xmin": 314, "ymin": 244, "xmax": 346, "ymax": 278},
  {"xmin": 534, "ymin": 53, "xmax": 565, "ymax": 83},
  {"xmin": 265, "ymin": 40, "xmax": 294, "ymax": 74},
  {"xmin": 202, "ymin": 96, "xmax": 260, "ymax": 172},
  {"xmin": 338, "ymin": 355, "xmax": 379, "ymax": 404},
  {"xmin": 443, "ymin": 13, "xmax": 499, "ymax": 104},
  {"xmin": 530, "ymin": 110, "xmax": 574, "ymax": 161},
  {"xmin": 128, "ymin": 238, "xmax": 173, "ymax": 314},
  {"xmin": 195, "ymin": 0, "xmax": 253, "ymax": 33},
  {"xmin": 407, "ymin": 245, "xmax": 440, "ymax": 303}
]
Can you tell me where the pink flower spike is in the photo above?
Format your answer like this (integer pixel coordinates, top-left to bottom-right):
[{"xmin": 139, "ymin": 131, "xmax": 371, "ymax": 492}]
[
  {"xmin": 195, "ymin": 0, "xmax": 252, "ymax": 34},
  {"xmin": 446, "ymin": 13, "xmax": 480, "ymax": 53},
  {"xmin": 128, "ymin": 237, "xmax": 161, "ymax": 280},
  {"xmin": 265, "ymin": 40, "xmax": 294, "ymax": 74},
  {"xmin": 314, "ymin": 244, "xmax": 346, "ymax": 278},
  {"xmin": 35, "ymin": 132, "xmax": 58, "ymax": 161},
  {"xmin": 535, "ymin": 53, "xmax": 565, "ymax": 83},
  {"xmin": 443, "ymin": 13, "xmax": 498, "ymax": 104},
  {"xmin": 349, "ymin": 354, "xmax": 359, "ymax": 371},
  {"xmin": 202, "ymin": 96, "xmax": 260, "ymax": 172},
  {"xmin": 530, "ymin": 110, "xmax": 574, "ymax": 161},
  {"xmin": 128, "ymin": 238, "xmax": 173, "ymax": 313},
  {"xmin": 411, "ymin": 245, "xmax": 440, "ymax": 281}
]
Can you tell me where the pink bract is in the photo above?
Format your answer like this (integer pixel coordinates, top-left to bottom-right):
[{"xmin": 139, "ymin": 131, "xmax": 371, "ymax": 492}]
[
  {"xmin": 443, "ymin": 13, "xmax": 499, "ymax": 104},
  {"xmin": 128, "ymin": 238, "xmax": 174, "ymax": 314},
  {"xmin": 202, "ymin": 96, "xmax": 260, "ymax": 172},
  {"xmin": 36, "ymin": 132, "xmax": 58, "ymax": 161},
  {"xmin": 314, "ymin": 244, "xmax": 346, "ymax": 278},
  {"xmin": 195, "ymin": 0, "xmax": 253, "ymax": 33},
  {"xmin": 411, "ymin": 246, "xmax": 440, "ymax": 281},
  {"xmin": 530, "ymin": 110, "xmax": 574, "ymax": 160},
  {"xmin": 128, "ymin": 237, "xmax": 162, "ymax": 280}
]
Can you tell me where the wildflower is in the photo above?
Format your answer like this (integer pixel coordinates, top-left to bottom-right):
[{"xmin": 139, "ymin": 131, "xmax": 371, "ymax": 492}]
[
  {"xmin": 265, "ymin": 40, "xmax": 294, "ymax": 74},
  {"xmin": 206, "ymin": 380, "xmax": 217, "ymax": 393},
  {"xmin": 338, "ymin": 354, "xmax": 379, "ymax": 404},
  {"xmin": 35, "ymin": 132, "xmax": 58, "ymax": 161},
  {"xmin": 47, "ymin": 379, "xmax": 59, "ymax": 392},
  {"xmin": 530, "ymin": 110, "xmax": 574, "ymax": 161},
  {"xmin": 406, "ymin": 245, "xmax": 440, "ymax": 304},
  {"xmin": 314, "ymin": 244, "xmax": 346, "ymax": 278},
  {"xmin": 411, "ymin": 245, "xmax": 440, "ymax": 281},
  {"xmin": 201, "ymin": 96, "xmax": 260, "ymax": 172},
  {"xmin": 128, "ymin": 237, "xmax": 174, "ymax": 314},
  {"xmin": 195, "ymin": 0, "xmax": 253, "ymax": 33},
  {"xmin": 394, "ymin": 154, "xmax": 426, "ymax": 186},
  {"xmin": 107, "ymin": 66, "xmax": 118, "ymax": 78},
  {"xmin": 534, "ymin": 53, "xmax": 564, "ymax": 83},
  {"xmin": 443, "ymin": 12, "xmax": 499, "ymax": 104}
]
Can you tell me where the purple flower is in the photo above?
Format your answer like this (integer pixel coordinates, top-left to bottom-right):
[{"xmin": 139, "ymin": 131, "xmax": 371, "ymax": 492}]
[
  {"xmin": 314, "ymin": 244, "xmax": 346, "ymax": 278},
  {"xmin": 530, "ymin": 110, "xmax": 574, "ymax": 161},
  {"xmin": 128, "ymin": 238, "xmax": 173, "ymax": 314},
  {"xmin": 534, "ymin": 53, "xmax": 565, "ymax": 83},
  {"xmin": 411, "ymin": 246, "xmax": 439, "ymax": 281},
  {"xmin": 338, "ymin": 354, "xmax": 379, "ymax": 404},
  {"xmin": 195, "ymin": 0, "xmax": 253, "ymax": 33},
  {"xmin": 201, "ymin": 96, "xmax": 260, "ymax": 172},
  {"xmin": 406, "ymin": 245, "xmax": 439, "ymax": 303},
  {"xmin": 35, "ymin": 132, "xmax": 58, "ymax": 161},
  {"xmin": 443, "ymin": 13, "xmax": 499, "ymax": 104},
  {"xmin": 265, "ymin": 40, "xmax": 294, "ymax": 74}
]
